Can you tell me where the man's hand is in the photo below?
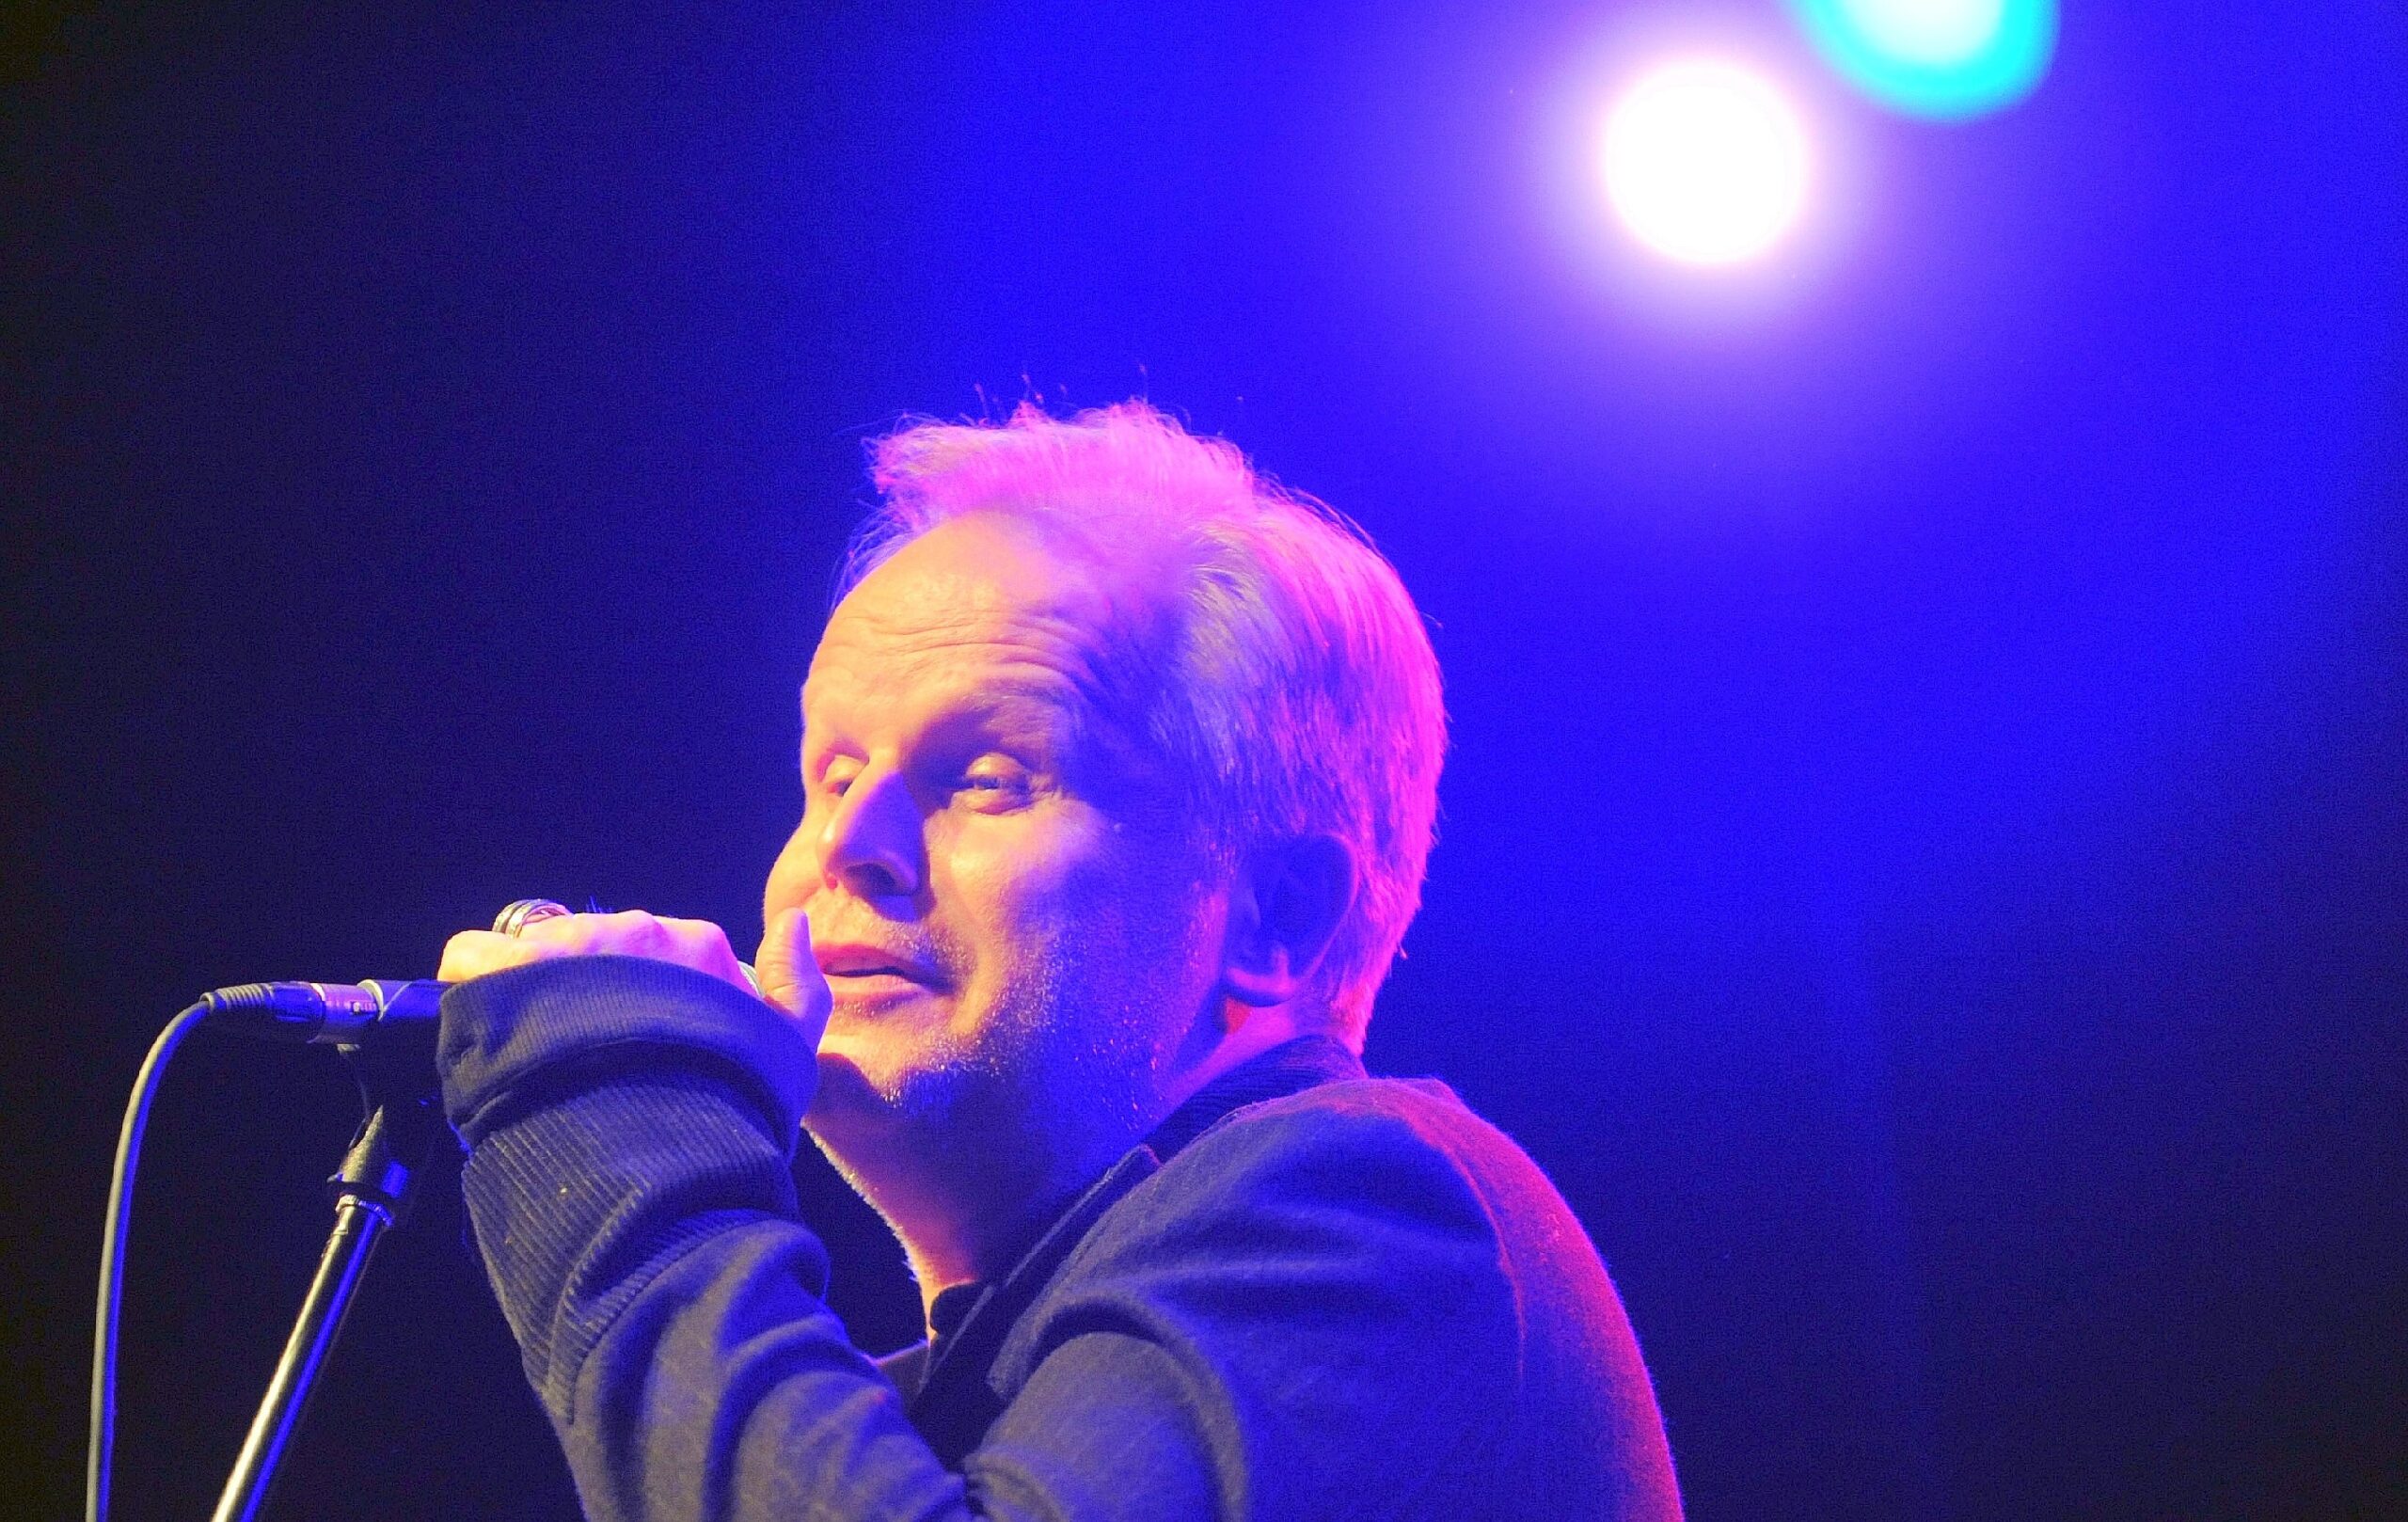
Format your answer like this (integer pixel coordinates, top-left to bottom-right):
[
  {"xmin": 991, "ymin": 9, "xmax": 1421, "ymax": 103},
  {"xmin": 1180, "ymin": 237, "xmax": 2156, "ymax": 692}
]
[{"xmin": 439, "ymin": 908, "xmax": 829, "ymax": 1038}]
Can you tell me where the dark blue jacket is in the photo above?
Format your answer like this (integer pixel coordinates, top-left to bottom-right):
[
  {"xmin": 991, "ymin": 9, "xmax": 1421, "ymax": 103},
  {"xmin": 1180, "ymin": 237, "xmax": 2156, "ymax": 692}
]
[{"xmin": 439, "ymin": 957, "xmax": 1683, "ymax": 1521}]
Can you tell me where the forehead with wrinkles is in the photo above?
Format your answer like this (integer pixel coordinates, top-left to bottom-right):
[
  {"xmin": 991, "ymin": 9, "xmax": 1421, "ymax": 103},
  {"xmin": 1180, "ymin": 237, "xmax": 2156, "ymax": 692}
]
[{"xmin": 804, "ymin": 514, "xmax": 1167, "ymax": 736}]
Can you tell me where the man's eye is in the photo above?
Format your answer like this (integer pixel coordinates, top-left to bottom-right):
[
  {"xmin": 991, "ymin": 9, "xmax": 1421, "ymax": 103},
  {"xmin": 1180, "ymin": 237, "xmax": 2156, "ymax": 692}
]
[
  {"xmin": 818, "ymin": 760, "xmax": 863, "ymax": 798},
  {"xmin": 958, "ymin": 762, "xmax": 1033, "ymax": 805}
]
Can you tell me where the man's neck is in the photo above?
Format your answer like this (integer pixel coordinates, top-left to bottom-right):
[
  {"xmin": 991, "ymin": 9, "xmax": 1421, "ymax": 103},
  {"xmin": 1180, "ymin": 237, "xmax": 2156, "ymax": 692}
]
[
  {"xmin": 816, "ymin": 1010, "xmax": 1323, "ymax": 1331},
  {"xmin": 810, "ymin": 1107, "xmax": 1140, "ymax": 1325}
]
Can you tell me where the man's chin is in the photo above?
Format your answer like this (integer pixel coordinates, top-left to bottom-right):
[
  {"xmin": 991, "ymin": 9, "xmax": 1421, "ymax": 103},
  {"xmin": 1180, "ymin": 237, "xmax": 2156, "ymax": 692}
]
[
  {"xmin": 802, "ymin": 1045, "xmax": 995, "ymax": 1212},
  {"xmin": 804, "ymin": 1038, "xmax": 968, "ymax": 1139},
  {"xmin": 803, "ymin": 1049, "xmax": 898, "ymax": 1136}
]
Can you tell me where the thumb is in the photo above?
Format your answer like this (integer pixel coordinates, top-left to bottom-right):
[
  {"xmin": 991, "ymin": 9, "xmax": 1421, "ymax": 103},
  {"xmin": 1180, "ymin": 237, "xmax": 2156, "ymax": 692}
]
[{"xmin": 754, "ymin": 908, "xmax": 827, "ymax": 1034}]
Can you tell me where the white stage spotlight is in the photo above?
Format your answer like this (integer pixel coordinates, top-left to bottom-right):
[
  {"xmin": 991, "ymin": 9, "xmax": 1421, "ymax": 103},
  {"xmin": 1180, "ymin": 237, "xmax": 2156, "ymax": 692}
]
[{"xmin": 1601, "ymin": 59, "xmax": 1811, "ymax": 267}]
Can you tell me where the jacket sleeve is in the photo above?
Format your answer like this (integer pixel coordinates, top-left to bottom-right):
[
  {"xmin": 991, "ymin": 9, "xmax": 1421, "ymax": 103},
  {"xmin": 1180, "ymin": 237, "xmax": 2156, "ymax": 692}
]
[{"xmin": 438, "ymin": 958, "xmax": 1535, "ymax": 1522}]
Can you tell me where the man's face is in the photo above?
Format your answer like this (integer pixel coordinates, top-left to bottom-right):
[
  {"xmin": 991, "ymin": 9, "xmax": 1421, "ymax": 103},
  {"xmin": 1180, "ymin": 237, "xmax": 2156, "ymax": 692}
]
[{"xmin": 764, "ymin": 514, "xmax": 1226, "ymax": 1178}]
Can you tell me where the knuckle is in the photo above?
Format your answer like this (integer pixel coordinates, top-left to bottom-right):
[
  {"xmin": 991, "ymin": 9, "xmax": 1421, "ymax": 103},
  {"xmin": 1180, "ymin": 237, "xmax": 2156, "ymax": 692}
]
[
  {"xmin": 438, "ymin": 929, "xmax": 518, "ymax": 981},
  {"xmin": 668, "ymin": 916, "xmax": 731, "ymax": 955}
]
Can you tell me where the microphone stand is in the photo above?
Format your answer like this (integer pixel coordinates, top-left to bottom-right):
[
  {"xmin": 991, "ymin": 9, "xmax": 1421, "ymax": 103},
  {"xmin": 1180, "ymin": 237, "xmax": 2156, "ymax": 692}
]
[{"xmin": 210, "ymin": 1027, "xmax": 448, "ymax": 1522}]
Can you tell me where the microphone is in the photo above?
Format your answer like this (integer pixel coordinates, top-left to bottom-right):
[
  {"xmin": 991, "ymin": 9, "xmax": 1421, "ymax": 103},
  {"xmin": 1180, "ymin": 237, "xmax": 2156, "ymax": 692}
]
[
  {"xmin": 196, "ymin": 899, "xmax": 760, "ymax": 1047},
  {"xmin": 198, "ymin": 979, "xmax": 447, "ymax": 1045},
  {"xmin": 198, "ymin": 897, "xmax": 560, "ymax": 1045},
  {"xmin": 198, "ymin": 964, "xmax": 763, "ymax": 1045}
]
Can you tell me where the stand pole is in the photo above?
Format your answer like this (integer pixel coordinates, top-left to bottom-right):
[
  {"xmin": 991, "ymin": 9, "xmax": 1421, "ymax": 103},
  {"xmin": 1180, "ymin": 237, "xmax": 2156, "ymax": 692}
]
[
  {"xmin": 210, "ymin": 1053, "xmax": 445, "ymax": 1522},
  {"xmin": 209, "ymin": 1189, "xmax": 393, "ymax": 1522}
]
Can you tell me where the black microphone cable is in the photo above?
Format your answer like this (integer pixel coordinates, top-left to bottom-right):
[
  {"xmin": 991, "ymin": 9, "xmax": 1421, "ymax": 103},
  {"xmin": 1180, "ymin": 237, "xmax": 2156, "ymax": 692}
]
[{"xmin": 86, "ymin": 998, "xmax": 212, "ymax": 1522}]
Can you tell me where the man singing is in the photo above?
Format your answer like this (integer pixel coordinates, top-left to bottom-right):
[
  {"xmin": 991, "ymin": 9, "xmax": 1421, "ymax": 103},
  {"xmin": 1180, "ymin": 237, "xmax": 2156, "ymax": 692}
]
[{"xmin": 433, "ymin": 402, "xmax": 1683, "ymax": 1520}]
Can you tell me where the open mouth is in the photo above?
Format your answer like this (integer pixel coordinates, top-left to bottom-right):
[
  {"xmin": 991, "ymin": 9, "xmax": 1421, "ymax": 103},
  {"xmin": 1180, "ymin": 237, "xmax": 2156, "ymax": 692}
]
[
  {"xmin": 814, "ymin": 943, "xmax": 943, "ymax": 996},
  {"xmin": 826, "ymin": 968, "xmax": 923, "ymax": 989}
]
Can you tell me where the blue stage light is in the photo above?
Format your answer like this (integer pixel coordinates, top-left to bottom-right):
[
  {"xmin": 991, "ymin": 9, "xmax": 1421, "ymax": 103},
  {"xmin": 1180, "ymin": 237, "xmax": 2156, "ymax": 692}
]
[
  {"xmin": 1600, "ymin": 59, "xmax": 1811, "ymax": 267},
  {"xmin": 1789, "ymin": 0, "xmax": 2055, "ymax": 118}
]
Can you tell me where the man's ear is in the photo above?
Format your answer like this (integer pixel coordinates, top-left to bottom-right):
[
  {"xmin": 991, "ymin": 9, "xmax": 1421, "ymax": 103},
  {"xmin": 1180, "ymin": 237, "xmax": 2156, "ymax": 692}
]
[{"xmin": 1221, "ymin": 833, "xmax": 1358, "ymax": 1010}]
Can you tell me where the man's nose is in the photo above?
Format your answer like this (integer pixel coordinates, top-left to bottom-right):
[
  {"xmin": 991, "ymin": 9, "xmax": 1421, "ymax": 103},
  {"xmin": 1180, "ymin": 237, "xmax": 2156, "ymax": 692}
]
[{"xmin": 817, "ymin": 766, "xmax": 924, "ymax": 899}]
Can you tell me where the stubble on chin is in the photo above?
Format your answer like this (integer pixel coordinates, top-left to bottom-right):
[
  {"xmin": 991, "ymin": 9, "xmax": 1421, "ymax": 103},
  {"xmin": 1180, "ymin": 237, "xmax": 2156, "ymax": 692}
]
[
  {"xmin": 804, "ymin": 911, "xmax": 1203, "ymax": 1203},
  {"xmin": 802, "ymin": 931, "xmax": 1066, "ymax": 1158}
]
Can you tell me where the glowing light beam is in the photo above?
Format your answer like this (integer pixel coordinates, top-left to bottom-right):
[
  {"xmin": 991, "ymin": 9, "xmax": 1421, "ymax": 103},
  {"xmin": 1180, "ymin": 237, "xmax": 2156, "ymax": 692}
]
[
  {"xmin": 1790, "ymin": 0, "xmax": 2055, "ymax": 119},
  {"xmin": 1601, "ymin": 60, "xmax": 1811, "ymax": 268}
]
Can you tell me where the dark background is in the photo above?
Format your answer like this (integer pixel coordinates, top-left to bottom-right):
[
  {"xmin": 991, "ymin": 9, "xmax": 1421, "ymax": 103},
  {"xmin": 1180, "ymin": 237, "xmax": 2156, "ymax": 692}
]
[{"xmin": 5, "ymin": 3, "xmax": 2405, "ymax": 1518}]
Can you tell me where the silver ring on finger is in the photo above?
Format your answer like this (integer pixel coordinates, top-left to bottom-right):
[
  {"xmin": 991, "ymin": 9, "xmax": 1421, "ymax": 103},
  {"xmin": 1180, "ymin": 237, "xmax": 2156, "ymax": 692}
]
[{"xmin": 492, "ymin": 898, "xmax": 573, "ymax": 939}]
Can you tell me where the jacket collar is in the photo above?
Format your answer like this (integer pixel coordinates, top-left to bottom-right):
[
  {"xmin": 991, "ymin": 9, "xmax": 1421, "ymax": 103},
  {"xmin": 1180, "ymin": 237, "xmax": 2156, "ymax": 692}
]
[
  {"xmin": 1140, "ymin": 1032, "xmax": 1365, "ymax": 1162},
  {"xmin": 896, "ymin": 1034, "xmax": 1368, "ymax": 1460}
]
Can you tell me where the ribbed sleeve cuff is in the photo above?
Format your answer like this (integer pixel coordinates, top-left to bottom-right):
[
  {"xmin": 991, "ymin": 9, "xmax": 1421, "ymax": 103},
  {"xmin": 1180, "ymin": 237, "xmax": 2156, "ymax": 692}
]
[
  {"xmin": 437, "ymin": 956, "xmax": 814, "ymax": 1149},
  {"xmin": 460, "ymin": 1072, "xmax": 819, "ymax": 1415},
  {"xmin": 436, "ymin": 957, "xmax": 825, "ymax": 1419}
]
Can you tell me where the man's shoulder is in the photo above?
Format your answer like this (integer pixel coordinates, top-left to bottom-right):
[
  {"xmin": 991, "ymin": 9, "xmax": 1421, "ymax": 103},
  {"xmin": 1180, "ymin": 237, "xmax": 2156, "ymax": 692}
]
[
  {"xmin": 1105, "ymin": 1070, "xmax": 1610, "ymax": 1293},
  {"xmin": 1159, "ymin": 1073, "xmax": 1678, "ymax": 1515},
  {"xmin": 997, "ymin": 1070, "xmax": 1681, "ymax": 1520},
  {"xmin": 1174, "ymin": 1071, "xmax": 1575, "ymax": 1220},
  {"xmin": 1224, "ymin": 1070, "xmax": 1488, "ymax": 1137},
  {"xmin": 1046, "ymin": 1071, "xmax": 1523, "ymax": 1270}
]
